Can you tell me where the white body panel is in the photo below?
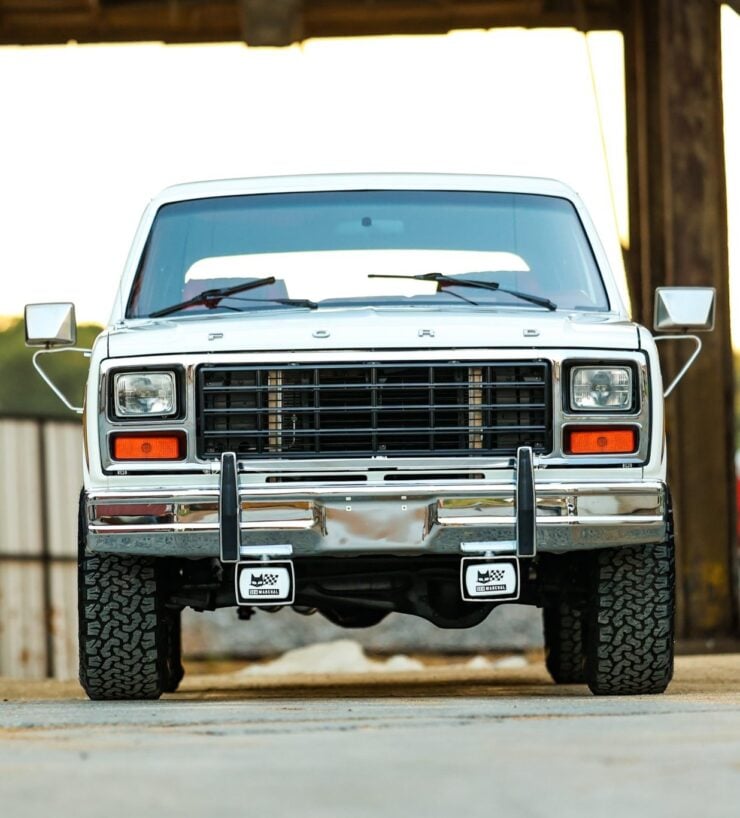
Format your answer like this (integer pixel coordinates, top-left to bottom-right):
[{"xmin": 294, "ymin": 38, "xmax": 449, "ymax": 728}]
[
  {"xmin": 105, "ymin": 310, "xmax": 639, "ymax": 359},
  {"xmin": 81, "ymin": 173, "xmax": 667, "ymax": 558}
]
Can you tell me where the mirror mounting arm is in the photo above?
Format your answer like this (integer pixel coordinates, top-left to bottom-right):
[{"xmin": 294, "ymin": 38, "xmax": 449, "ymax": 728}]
[
  {"xmin": 654, "ymin": 335, "xmax": 703, "ymax": 398},
  {"xmin": 31, "ymin": 348, "xmax": 91, "ymax": 415}
]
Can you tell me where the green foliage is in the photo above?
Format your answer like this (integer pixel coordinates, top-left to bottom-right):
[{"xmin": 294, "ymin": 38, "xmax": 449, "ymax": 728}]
[{"xmin": 0, "ymin": 317, "xmax": 103, "ymax": 420}]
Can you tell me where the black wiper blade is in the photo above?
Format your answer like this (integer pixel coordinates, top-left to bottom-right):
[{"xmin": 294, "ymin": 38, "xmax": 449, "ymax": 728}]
[
  {"xmin": 368, "ymin": 272, "xmax": 557, "ymax": 311},
  {"xmin": 226, "ymin": 296, "xmax": 319, "ymax": 310},
  {"xmin": 365, "ymin": 274, "xmax": 478, "ymax": 306},
  {"xmin": 150, "ymin": 276, "xmax": 277, "ymax": 318}
]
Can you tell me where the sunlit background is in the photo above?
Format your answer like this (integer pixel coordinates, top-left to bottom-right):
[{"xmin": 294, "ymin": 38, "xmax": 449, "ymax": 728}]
[
  {"xmin": 0, "ymin": 10, "xmax": 738, "ymax": 682},
  {"xmin": 2, "ymin": 11, "xmax": 737, "ymax": 337}
]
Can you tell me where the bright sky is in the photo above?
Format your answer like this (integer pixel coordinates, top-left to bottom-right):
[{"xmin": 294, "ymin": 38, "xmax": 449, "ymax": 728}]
[{"xmin": 0, "ymin": 9, "xmax": 737, "ymax": 341}]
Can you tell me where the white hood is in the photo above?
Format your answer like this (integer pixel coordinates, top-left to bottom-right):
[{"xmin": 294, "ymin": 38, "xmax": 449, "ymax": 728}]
[{"xmin": 105, "ymin": 308, "xmax": 640, "ymax": 358}]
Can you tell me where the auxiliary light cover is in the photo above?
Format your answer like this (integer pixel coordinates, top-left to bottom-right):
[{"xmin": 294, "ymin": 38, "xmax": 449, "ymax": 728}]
[
  {"xmin": 111, "ymin": 433, "xmax": 185, "ymax": 461},
  {"xmin": 566, "ymin": 427, "xmax": 637, "ymax": 455}
]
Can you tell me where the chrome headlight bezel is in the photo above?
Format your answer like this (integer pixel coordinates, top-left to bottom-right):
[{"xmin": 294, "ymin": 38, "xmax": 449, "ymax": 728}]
[
  {"xmin": 112, "ymin": 370, "xmax": 179, "ymax": 419},
  {"xmin": 568, "ymin": 364, "xmax": 637, "ymax": 413}
]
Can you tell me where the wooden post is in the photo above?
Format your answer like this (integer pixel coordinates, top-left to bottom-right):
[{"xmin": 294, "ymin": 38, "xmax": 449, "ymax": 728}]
[
  {"xmin": 624, "ymin": 0, "xmax": 738, "ymax": 637},
  {"xmin": 240, "ymin": 0, "xmax": 303, "ymax": 46}
]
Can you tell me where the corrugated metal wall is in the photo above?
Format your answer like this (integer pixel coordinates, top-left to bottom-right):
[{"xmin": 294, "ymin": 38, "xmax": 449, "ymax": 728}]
[{"xmin": 0, "ymin": 418, "xmax": 80, "ymax": 679}]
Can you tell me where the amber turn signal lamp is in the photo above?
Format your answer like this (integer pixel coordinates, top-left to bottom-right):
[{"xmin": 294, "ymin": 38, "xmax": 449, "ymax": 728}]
[
  {"xmin": 566, "ymin": 427, "xmax": 637, "ymax": 455},
  {"xmin": 111, "ymin": 433, "xmax": 185, "ymax": 461}
]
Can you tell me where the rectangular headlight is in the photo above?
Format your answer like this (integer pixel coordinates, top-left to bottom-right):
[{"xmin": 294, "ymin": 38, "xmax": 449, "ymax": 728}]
[
  {"xmin": 114, "ymin": 371, "xmax": 176, "ymax": 417},
  {"xmin": 571, "ymin": 366, "xmax": 633, "ymax": 411}
]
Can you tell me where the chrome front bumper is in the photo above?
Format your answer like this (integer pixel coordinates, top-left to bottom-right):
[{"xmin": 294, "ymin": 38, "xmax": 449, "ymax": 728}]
[{"xmin": 86, "ymin": 478, "xmax": 668, "ymax": 559}]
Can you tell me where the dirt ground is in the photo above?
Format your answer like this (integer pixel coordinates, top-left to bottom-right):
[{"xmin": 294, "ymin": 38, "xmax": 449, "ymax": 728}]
[{"xmin": 2, "ymin": 651, "xmax": 739, "ymax": 702}]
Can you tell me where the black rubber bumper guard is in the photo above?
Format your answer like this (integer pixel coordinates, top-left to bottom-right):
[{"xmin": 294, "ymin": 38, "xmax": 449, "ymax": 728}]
[
  {"xmin": 219, "ymin": 452, "xmax": 241, "ymax": 563},
  {"xmin": 219, "ymin": 446, "xmax": 537, "ymax": 564},
  {"xmin": 515, "ymin": 446, "xmax": 537, "ymax": 557}
]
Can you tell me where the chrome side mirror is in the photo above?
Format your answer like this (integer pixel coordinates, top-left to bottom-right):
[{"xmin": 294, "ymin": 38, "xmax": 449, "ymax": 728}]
[
  {"xmin": 24, "ymin": 302, "xmax": 77, "ymax": 348},
  {"xmin": 652, "ymin": 287, "xmax": 715, "ymax": 398},
  {"xmin": 24, "ymin": 302, "xmax": 88, "ymax": 413},
  {"xmin": 653, "ymin": 287, "xmax": 715, "ymax": 332}
]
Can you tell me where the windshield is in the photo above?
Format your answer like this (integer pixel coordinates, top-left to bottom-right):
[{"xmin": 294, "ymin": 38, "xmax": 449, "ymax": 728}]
[{"xmin": 127, "ymin": 190, "xmax": 609, "ymax": 317}]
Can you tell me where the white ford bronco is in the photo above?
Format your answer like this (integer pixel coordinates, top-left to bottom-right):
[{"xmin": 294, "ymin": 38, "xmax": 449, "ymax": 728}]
[{"xmin": 25, "ymin": 174, "xmax": 715, "ymax": 699}]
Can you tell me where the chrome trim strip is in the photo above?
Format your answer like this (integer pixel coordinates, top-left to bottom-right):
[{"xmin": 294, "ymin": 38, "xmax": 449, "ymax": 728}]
[
  {"xmin": 439, "ymin": 514, "xmax": 663, "ymax": 527},
  {"xmin": 87, "ymin": 521, "xmax": 667, "ymax": 557},
  {"xmin": 87, "ymin": 480, "xmax": 664, "ymax": 501},
  {"xmin": 240, "ymin": 544, "xmax": 294, "ymax": 558},
  {"xmin": 88, "ymin": 513, "xmax": 664, "ymax": 535},
  {"xmin": 460, "ymin": 541, "xmax": 517, "ymax": 554}
]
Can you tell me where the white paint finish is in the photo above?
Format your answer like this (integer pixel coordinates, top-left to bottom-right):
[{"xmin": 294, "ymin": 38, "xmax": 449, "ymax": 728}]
[{"xmin": 106, "ymin": 309, "xmax": 639, "ymax": 358}]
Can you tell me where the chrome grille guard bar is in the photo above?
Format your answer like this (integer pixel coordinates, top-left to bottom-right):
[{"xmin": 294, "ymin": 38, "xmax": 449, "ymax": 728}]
[{"xmin": 218, "ymin": 446, "xmax": 537, "ymax": 563}]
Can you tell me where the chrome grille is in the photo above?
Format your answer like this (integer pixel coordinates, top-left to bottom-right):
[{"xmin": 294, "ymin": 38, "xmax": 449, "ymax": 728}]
[{"xmin": 196, "ymin": 362, "xmax": 551, "ymax": 459}]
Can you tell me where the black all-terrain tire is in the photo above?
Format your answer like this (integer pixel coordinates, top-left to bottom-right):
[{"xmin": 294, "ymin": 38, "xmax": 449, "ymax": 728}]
[
  {"xmin": 78, "ymin": 490, "xmax": 173, "ymax": 700},
  {"xmin": 584, "ymin": 542, "xmax": 675, "ymax": 696},
  {"xmin": 543, "ymin": 600, "xmax": 585, "ymax": 684},
  {"xmin": 79, "ymin": 544, "xmax": 168, "ymax": 701}
]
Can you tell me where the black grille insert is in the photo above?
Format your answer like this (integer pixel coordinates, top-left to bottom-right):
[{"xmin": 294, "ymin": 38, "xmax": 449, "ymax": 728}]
[{"xmin": 196, "ymin": 362, "xmax": 551, "ymax": 459}]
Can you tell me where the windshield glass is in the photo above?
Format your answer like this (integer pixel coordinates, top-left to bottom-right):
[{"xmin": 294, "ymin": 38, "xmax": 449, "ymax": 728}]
[{"xmin": 127, "ymin": 190, "xmax": 609, "ymax": 317}]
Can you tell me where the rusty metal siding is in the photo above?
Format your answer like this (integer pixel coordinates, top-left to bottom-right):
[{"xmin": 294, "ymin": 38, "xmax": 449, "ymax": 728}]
[
  {"xmin": 0, "ymin": 420, "xmax": 44, "ymax": 557},
  {"xmin": 43, "ymin": 422, "xmax": 82, "ymax": 559},
  {"xmin": 0, "ymin": 418, "xmax": 81, "ymax": 679},
  {"xmin": 0, "ymin": 563, "xmax": 47, "ymax": 679}
]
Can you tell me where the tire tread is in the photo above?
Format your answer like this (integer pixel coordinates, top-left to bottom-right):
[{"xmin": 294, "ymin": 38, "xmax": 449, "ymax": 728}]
[
  {"xmin": 585, "ymin": 542, "xmax": 675, "ymax": 696},
  {"xmin": 544, "ymin": 601, "xmax": 585, "ymax": 684},
  {"xmin": 78, "ymin": 490, "xmax": 166, "ymax": 700}
]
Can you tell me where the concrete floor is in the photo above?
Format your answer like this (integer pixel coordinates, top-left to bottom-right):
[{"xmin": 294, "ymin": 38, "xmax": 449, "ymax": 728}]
[{"xmin": 1, "ymin": 654, "xmax": 739, "ymax": 818}]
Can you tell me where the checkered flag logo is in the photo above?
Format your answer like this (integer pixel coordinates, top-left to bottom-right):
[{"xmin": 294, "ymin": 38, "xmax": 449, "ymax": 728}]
[
  {"xmin": 250, "ymin": 572, "xmax": 279, "ymax": 588},
  {"xmin": 477, "ymin": 568, "xmax": 506, "ymax": 584}
]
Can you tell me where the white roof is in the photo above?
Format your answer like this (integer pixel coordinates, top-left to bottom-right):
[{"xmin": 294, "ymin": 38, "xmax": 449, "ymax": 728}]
[{"xmin": 151, "ymin": 172, "xmax": 581, "ymax": 207}]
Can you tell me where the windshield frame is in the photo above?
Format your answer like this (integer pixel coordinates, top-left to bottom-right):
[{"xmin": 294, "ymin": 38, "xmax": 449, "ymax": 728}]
[{"xmin": 123, "ymin": 184, "xmax": 620, "ymax": 321}]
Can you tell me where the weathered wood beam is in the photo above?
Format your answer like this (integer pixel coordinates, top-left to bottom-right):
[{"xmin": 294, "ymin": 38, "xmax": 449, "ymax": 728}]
[
  {"xmin": 0, "ymin": 0, "xmax": 622, "ymax": 46},
  {"xmin": 624, "ymin": 0, "xmax": 738, "ymax": 638},
  {"xmin": 240, "ymin": 0, "xmax": 303, "ymax": 46}
]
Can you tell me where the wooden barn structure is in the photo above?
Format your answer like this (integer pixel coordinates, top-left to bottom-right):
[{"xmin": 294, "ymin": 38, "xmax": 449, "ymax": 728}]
[{"xmin": 0, "ymin": 0, "xmax": 737, "ymax": 638}]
